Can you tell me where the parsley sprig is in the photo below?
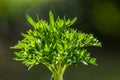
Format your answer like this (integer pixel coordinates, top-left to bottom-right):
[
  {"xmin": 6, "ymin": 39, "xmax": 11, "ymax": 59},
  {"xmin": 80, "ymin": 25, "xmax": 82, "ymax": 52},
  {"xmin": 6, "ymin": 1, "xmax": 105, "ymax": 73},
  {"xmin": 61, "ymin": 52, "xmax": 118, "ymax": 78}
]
[{"xmin": 11, "ymin": 11, "xmax": 101, "ymax": 80}]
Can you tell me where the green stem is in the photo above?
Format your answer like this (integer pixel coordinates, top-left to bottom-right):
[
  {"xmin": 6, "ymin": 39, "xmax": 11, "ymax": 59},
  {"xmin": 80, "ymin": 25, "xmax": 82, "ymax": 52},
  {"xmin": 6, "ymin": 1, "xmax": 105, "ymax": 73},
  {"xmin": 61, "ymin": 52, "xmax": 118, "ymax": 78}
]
[
  {"xmin": 45, "ymin": 63, "xmax": 69, "ymax": 80},
  {"xmin": 53, "ymin": 71, "xmax": 63, "ymax": 80},
  {"xmin": 53, "ymin": 64, "xmax": 69, "ymax": 80}
]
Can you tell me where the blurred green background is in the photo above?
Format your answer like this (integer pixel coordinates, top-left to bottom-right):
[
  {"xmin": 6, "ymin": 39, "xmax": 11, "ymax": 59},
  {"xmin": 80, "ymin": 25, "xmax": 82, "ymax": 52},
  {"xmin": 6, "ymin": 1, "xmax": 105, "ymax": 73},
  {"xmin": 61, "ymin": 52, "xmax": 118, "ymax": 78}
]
[{"xmin": 0, "ymin": 0, "xmax": 120, "ymax": 80}]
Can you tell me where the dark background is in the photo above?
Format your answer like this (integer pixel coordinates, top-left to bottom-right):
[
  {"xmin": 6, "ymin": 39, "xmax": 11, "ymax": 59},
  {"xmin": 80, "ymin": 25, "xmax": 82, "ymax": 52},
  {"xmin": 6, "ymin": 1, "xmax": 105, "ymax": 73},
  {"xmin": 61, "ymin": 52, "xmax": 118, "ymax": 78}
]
[{"xmin": 0, "ymin": 0, "xmax": 120, "ymax": 80}]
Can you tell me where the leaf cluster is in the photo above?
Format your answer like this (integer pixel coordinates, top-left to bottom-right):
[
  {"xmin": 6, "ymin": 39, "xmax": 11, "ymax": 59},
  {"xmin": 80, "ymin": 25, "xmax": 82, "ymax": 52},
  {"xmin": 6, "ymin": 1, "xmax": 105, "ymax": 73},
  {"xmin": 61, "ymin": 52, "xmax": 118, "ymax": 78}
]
[{"xmin": 11, "ymin": 11, "xmax": 101, "ymax": 70}]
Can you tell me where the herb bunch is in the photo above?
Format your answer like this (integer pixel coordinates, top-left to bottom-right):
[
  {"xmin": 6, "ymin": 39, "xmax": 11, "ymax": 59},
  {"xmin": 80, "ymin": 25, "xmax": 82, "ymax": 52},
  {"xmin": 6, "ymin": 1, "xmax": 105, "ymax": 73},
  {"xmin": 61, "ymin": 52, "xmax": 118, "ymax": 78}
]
[{"xmin": 11, "ymin": 11, "xmax": 101, "ymax": 80}]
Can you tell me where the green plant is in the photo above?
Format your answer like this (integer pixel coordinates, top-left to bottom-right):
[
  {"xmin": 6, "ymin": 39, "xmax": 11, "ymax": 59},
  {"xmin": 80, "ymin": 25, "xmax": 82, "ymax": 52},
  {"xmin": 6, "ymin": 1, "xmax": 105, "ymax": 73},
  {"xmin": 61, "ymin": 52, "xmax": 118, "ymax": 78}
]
[{"xmin": 11, "ymin": 11, "xmax": 101, "ymax": 80}]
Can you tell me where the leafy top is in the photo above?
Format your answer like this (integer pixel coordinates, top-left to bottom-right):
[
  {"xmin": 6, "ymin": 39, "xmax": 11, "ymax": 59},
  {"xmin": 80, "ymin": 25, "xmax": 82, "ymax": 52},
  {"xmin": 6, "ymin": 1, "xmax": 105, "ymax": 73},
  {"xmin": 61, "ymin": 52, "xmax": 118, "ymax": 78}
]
[{"xmin": 11, "ymin": 11, "xmax": 101, "ymax": 70}]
